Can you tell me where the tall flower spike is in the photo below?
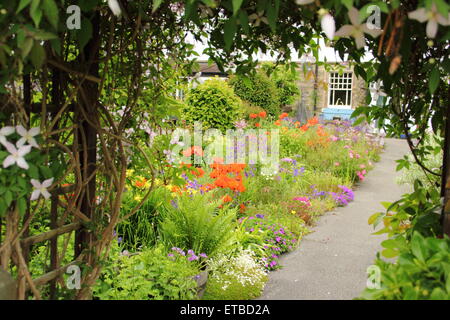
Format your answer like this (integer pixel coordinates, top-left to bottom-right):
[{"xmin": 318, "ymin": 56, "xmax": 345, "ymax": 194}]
[
  {"xmin": 16, "ymin": 125, "xmax": 40, "ymax": 148},
  {"xmin": 408, "ymin": 3, "xmax": 450, "ymax": 38},
  {"xmin": 335, "ymin": 7, "xmax": 382, "ymax": 49},
  {"xmin": 0, "ymin": 126, "xmax": 15, "ymax": 146},
  {"xmin": 30, "ymin": 178, "xmax": 54, "ymax": 201},
  {"xmin": 3, "ymin": 142, "xmax": 31, "ymax": 169}
]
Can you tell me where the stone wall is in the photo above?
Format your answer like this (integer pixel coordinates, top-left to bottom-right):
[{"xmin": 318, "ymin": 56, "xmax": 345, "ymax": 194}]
[{"xmin": 292, "ymin": 63, "xmax": 368, "ymax": 116}]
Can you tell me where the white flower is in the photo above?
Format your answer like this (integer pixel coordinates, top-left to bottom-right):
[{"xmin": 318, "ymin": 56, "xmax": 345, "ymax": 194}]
[
  {"xmin": 248, "ymin": 11, "xmax": 269, "ymax": 27},
  {"xmin": 335, "ymin": 7, "xmax": 382, "ymax": 49},
  {"xmin": 16, "ymin": 125, "xmax": 40, "ymax": 148},
  {"xmin": 3, "ymin": 142, "xmax": 31, "ymax": 169},
  {"xmin": 30, "ymin": 178, "xmax": 54, "ymax": 201},
  {"xmin": 370, "ymin": 81, "xmax": 387, "ymax": 102},
  {"xmin": 107, "ymin": 0, "xmax": 121, "ymax": 17},
  {"xmin": 321, "ymin": 13, "xmax": 336, "ymax": 40},
  {"xmin": 296, "ymin": 0, "xmax": 315, "ymax": 4},
  {"xmin": 0, "ymin": 126, "xmax": 15, "ymax": 146},
  {"xmin": 408, "ymin": 3, "xmax": 450, "ymax": 38}
]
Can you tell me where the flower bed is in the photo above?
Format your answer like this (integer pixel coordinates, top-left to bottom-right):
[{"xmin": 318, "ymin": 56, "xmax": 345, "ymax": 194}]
[{"xmin": 93, "ymin": 114, "xmax": 383, "ymax": 300}]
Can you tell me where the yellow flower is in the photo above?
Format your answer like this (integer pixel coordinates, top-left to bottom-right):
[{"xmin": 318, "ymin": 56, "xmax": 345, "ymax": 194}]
[
  {"xmin": 291, "ymin": 210, "xmax": 297, "ymax": 215},
  {"xmin": 134, "ymin": 195, "xmax": 142, "ymax": 202}
]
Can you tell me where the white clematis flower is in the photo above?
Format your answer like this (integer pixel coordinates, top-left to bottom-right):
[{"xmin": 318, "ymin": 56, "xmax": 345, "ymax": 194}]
[
  {"xmin": 321, "ymin": 13, "xmax": 336, "ymax": 40},
  {"xmin": 408, "ymin": 3, "xmax": 450, "ymax": 38},
  {"xmin": 107, "ymin": 0, "xmax": 121, "ymax": 17},
  {"xmin": 16, "ymin": 125, "xmax": 40, "ymax": 148},
  {"xmin": 0, "ymin": 126, "xmax": 15, "ymax": 146},
  {"xmin": 3, "ymin": 142, "xmax": 31, "ymax": 170},
  {"xmin": 30, "ymin": 178, "xmax": 54, "ymax": 201},
  {"xmin": 335, "ymin": 7, "xmax": 382, "ymax": 49},
  {"xmin": 248, "ymin": 11, "xmax": 269, "ymax": 27}
]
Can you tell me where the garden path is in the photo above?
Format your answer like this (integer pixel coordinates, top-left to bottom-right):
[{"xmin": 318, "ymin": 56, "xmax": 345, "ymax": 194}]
[{"xmin": 260, "ymin": 138, "xmax": 411, "ymax": 300}]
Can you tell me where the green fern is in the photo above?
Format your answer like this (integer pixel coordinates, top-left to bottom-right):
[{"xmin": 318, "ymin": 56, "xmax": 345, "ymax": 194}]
[{"xmin": 159, "ymin": 191, "xmax": 237, "ymax": 256}]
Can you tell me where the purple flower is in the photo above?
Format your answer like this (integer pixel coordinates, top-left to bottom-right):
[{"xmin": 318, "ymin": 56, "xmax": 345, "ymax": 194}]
[
  {"xmin": 199, "ymin": 253, "xmax": 208, "ymax": 258},
  {"xmin": 256, "ymin": 214, "xmax": 265, "ymax": 219}
]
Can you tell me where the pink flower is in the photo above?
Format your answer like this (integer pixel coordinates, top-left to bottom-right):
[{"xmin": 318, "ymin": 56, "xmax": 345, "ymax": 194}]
[
  {"xmin": 330, "ymin": 135, "xmax": 338, "ymax": 142},
  {"xmin": 359, "ymin": 164, "xmax": 366, "ymax": 169},
  {"xmin": 349, "ymin": 152, "xmax": 354, "ymax": 158},
  {"xmin": 334, "ymin": 162, "xmax": 340, "ymax": 166},
  {"xmin": 357, "ymin": 171, "xmax": 365, "ymax": 181}
]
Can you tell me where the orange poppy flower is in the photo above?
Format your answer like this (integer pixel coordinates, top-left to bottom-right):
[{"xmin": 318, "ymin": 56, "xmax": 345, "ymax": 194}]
[
  {"xmin": 249, "ymin": 113, "xmax": 258, "ymax": 119},
  {"xmin": 222, "ymin": 195, "xmax": 233, "ymax": 203},
  {"xmin": 279, "ymin": 112, "xmax": 288, "ymax": 119},
  {"xmin": 255, "ymin": 122, "xmax": 261, "ymax": 128},
  {"xmin": 191, "ymin": 167, "xmax": 205, "ymax": 177},
  {"xmin": 259, "ymin": 111, "xmax": 267, "ymax": 118},
  {"xmin": 135, "ymin": 179, "xmax": 147, "ymax": 188},
  {"xmin": 274, "ymin": 120, "xmax": 281, "ymax": 126}
]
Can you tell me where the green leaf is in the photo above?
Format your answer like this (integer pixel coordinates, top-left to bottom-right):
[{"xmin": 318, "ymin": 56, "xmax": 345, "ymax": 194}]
[
  {"xmin": 42, "ymin": 0, "xmax": 59, "ymax": 29},
  {"xmin": 410, "ymin": 233, "xmax": 426, "ymax": 261},
  {"xmin": 29, "ymin": 42, "xmax": 46, "ymax": 68},
  {"xmin": 152, "ymin": 0, "xmax": 163, "ymax": 13},
  {"xmin": 34, "ymin": 31, "xmax": 58, "ymax": 40},
  {"xmin": 16, "ymin": 0, "xmax": 33, "ymax": 14},
  {"xmin": 381, "ymin": 248, "xmax": 399, "ymax": 258},
  {"xmin": 342, "ymin": 0, "xmax": 354, "ymax": 11},
  {"xmin": 17, "ymin": 197, "xmax": 27, "ymax": 216},
  {"xmin": 223, "ymin": 17, "xmax": 237, "ymax": 51},
  {"xmin": 76, "ymin": 18, "xmax": 93, "ymax": 51},
  {"xmin": 21, "ymin": 37, "xmax": 34, "ymax": 59},
  {"xmin": 352, "ymin": 116, "xmax": 366, "ymax": 126},
  {"xmin": 232, "ymin": 0, "xmax": 244, "ymax": 15},
  {"xmin": 368, "ymin": 212, "xmax": 382, "ymax": 227},
  {"xmin": 30, "ymin": 0, "xmax": 42, "ymax": 27},
  {"xmin": 4, "ymin": 190, "xmax": 13, "ymax": 207},
  {"xmin": 429, "ymin": 66, "xmax": 440, "ymax": 94},
  {"xmin": 430, "ymin": 287, "xmax": 447, "ymax": 300},
  {"xmin": 0, "ymin": 198, "xmax": 6, "ymax": 217}
]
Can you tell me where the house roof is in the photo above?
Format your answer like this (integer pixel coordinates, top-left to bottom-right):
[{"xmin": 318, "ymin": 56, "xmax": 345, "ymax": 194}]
[{"xmin": 193, "ymin": 62, "xmax": 228, "ymax": 77}]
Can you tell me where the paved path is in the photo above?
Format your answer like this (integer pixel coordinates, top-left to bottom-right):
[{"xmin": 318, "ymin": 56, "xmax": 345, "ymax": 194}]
[{"xmin": 260, "ymin": 138, "xmax": 411, "ymax": 300}]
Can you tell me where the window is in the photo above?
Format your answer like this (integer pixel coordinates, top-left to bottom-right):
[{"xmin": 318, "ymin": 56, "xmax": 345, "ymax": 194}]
[{"xmin": 328, "ymin": 72, "xmax": 353, "ymax": 108}]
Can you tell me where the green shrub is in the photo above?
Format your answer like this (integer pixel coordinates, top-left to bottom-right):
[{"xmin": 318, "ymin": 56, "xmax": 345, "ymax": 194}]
[
  {"xmin": 183, "ymin": 78, "xmax": 241, "ymax": 132},
  {"xmin": 159, "ymin": 191, "xmax": 237, "ymax": 256},
  {"xmin": 360, "ymin": 232, "xmax": 450, "ymax": 300},
  {"xmin": 229, "ymin": 72, "xmax": 280, "ymax": 116},
  {"xmin": 203, "ymin": 250, "xmax": 268, "ymax": 300},
  {"xmin": 93, "ymin": 246, "xmax": 200, "ymax": 300},
  {"xmin": 261, "ymin": 62, "xmax": 300, "ymax": 107}
]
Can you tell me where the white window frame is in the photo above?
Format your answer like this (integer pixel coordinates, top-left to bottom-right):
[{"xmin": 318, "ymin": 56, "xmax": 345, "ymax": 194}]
[{"xmin": 327, "ymin": 72, "xmax": 353, "ymax": 109}]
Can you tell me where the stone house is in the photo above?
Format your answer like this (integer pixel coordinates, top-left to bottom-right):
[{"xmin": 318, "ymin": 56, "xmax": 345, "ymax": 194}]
[{"xmin": 189, "ymin": 53, "xmax": 369, "ymax": 121}]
